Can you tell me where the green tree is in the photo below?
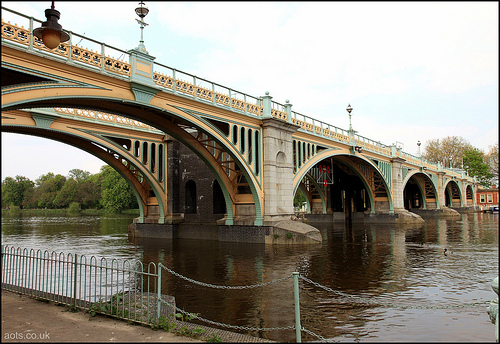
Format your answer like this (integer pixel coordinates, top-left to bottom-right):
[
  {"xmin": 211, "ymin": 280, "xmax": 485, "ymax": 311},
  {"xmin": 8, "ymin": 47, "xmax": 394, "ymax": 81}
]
[
  {"xmin": 422, "ymin": 136, "xmax": 473, "ymax": 168},
  {"xmin": 485, "ymin": 143, "xmax": 499, "ymax": 187},
  {"xmin": 294, "ymin": 189, "xmax": 307, "ymax": 208},
  {"xmin": 34, "ymin": 172, "xmax": 66, "ymax": 208},
  {"xmin": 76, "ymin": 177, "xmax": 101, "ymax": 209},
  {"xmin": 1, "ymin": 175, "xmax": 34, "ymax": 208},
  {"xmin": 463, "ymin": 148, "xmax": 494, "ymax": 188},
  {"xmin": 98, "ymin": 165, "xmax": 136, "ymax": 213},
  {"xmin": 53, "ymin": 178, "xmax": 78, "ymax": 208},
  {"xmin": 68, "ymin": 168, "xmax": 91, "ymax": 183}
]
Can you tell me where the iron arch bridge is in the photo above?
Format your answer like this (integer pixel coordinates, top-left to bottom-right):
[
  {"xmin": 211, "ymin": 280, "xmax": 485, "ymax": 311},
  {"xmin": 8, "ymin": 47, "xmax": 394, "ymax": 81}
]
[{"xmin": 1, "ymin": 7, "xmax": 477, "ymax": 230}]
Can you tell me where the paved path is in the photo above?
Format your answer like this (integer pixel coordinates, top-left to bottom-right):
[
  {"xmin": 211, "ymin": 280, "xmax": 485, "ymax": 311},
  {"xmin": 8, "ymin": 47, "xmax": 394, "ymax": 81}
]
[{"xmin": 2, "ymin": 290, "xmax": 202, "ymax": 342}]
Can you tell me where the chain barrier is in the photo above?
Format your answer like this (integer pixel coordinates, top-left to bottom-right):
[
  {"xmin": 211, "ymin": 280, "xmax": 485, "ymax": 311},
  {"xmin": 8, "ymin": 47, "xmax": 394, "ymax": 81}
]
[
  {"xmin": 160, "ymin": 299, "xmax": 295, "ymax": 333},
  {"xmin": 160, "ymin": 263, "xmax": 292, "ymax": 289},
  {"xmin": 299, "ymin": 275, "xmax": 489, "ymax": 310},
  {"xmin": 300, "ymin": 326, "xmax": 328, "ymax": 342},
  {"xmin": 158, "ymin": 264, "xmax": 489, "ymax": 339}
]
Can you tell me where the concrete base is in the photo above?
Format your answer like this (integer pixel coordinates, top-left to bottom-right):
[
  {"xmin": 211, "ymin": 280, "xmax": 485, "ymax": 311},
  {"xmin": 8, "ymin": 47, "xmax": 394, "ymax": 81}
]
[
  {"xmin": 393, "ymin": 209, "xmax": 426, "ymax": 224},
  {"xmin": 305, "ymin": 210, "xmax": 425, "ymax": 224},
  {"xmin": 219, "ymin": 220, "xmax": 322, "ymax": 244},
  {"xmin": 450, "ymin": 206, "xmax": 481, "ymax": 213},
  {"xmin": 266, "ymin": 220, "xmax": 322, "ymax": 244},
  {"xmin": 411, "ymin": 207, "xmax": 461, "ymax": 217},
  {"xmin": 128, "ymin": 222, "xmax": 177, "ymax": 239},
  {"xmin": 129, "ymin": 219, "xmax": 322, "ymax": 244}
]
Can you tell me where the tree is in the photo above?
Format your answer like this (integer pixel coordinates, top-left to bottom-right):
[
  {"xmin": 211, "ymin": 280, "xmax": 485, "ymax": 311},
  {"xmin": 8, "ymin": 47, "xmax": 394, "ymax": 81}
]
[
  {"xmin": 463, "ymin": 148, "xmax": 494, "ymax": 188},
  {"xmin": 485, "ymin": 143, "xmax": 499, "ymax": 187},
  {"xmin": 1, "ymin": 175, "xmax": 34, "ymax": 208},
  {"xmin": 76, "ymin": 178, "xmax": 101, "ymax": 209},
  {"xmin": 98, "ymin": 165, "xmax": 137, "ymax": 213},
  {"xmin": 53, "ymin": 178, "xmax": 78, "ymax": 208},
  {"xmin": 33, "ymin": 172, "xmax": 66, "ymax": 208},
  {"xmin": 68, "ymin": 168, "xmax": 91, "ymax": 183},
  {"xmin": 422, "ymin": 136, "xmax": 473, "ymax": 168}
]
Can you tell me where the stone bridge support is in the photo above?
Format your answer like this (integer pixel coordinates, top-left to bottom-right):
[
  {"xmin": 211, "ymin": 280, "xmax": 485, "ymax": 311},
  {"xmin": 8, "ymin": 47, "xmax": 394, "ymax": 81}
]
[
  {"xmin": 261, "ymin": 116, "xmax": 299, "ymax": 225},
  {"xmin": 437, "ymin": 171, "xmax": 446, "ymax": 208},
  {"xmin": 391, "ymin": 157, "xmax": 406, "ymax": 211}
]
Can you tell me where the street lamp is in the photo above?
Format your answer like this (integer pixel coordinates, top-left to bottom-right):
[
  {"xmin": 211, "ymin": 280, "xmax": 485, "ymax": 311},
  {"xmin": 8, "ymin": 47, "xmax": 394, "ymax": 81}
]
[
  {"xmin": 346, "ymin": 104, "xmax": 353, "ymax": 132},
  {"xmin": 135, "ymin": 1, "xmax": 149, "ymax": 50},
  {"xmin": 417, "ymin": 140, "xmax": 421, "ymax": 157},
  {"xmin": 33, "ymin": 1, "xmax": 69, "ymax": 50}
]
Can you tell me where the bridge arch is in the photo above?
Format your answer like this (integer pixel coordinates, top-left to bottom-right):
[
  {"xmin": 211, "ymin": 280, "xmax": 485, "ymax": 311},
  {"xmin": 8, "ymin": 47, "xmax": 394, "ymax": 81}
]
[
  {"xmin": 293, "ymin": 150, "xmax": 394, "ymax": 215},
  {"xmin": 403, "ymin": 171, "xmax": 440, "ymax": 211},
  {"xmin": 465, "ymin": 184, "xmax": 475, "ymax": 207},
  {"xmin": 1, "ymin": 120, "xmax": 163, "ymax": 222},
  {"xmin": 444, "ymin": 179, "xmax": 463, "ymax": 207},
  {"xmin": 2, "ymin": 87, "xmax": 264, "ymax": 225}
]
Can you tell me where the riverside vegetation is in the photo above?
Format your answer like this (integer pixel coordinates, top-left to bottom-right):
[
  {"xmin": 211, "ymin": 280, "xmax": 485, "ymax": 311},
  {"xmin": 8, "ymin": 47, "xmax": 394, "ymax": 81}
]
[{"xmin": 2, "ymin": 166, "xmax": 138, "ymax": 215}]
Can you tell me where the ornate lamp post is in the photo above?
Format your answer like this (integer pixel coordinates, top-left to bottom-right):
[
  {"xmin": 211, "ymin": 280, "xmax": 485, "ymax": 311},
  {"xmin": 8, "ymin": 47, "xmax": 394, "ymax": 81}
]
[
  {"xmin": 135, "ymin": 1, "xmax": 149, "ymax": 52},
  {"xmin": 417, "ymin": 140, "xmax": 421, "ymax": 157},
  {"xmin": 33, "ymin": 1, "xmax": 69, "ymax": 49},
  {"xmin": 346, "ymin": 104, "xmax": 353, "ymax": 133}
]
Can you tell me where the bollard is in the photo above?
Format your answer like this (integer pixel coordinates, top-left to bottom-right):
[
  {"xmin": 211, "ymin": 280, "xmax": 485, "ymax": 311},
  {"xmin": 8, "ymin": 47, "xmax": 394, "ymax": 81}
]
[
  {"xmin": 487, "ymin": 277, "xmax": 499, "ymax": 342},
  {"xmin": 157, "ymin": 263, "xmax": 162, "ymax": 323},
  {"xmin": 293, "ymin": 272, "xmax": 302, "ymax": 343},
  {"xmin": 73, "ymin": 254, "xmax": 78, "ymax": 309}
]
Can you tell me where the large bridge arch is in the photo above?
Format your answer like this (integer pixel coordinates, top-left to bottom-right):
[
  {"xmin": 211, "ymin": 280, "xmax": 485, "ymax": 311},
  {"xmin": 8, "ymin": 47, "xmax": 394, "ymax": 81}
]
[
  {"xmin": 293, "ymin": 150, "xmax": 394, "ymax": 215},
  {"xmin": 2, "ymin": 84, "xmax": 264, "ymax": 225},
  {"xmin": 1, "ymin": 120, "xmax": 161, "ymax": 222},
  {"xmin": 403, "ymin": 171, "xmax": 440, "ymax": 211},
  {"xmin": 444, "ymin": 179, "xmax": 463, "ymax": 207}
]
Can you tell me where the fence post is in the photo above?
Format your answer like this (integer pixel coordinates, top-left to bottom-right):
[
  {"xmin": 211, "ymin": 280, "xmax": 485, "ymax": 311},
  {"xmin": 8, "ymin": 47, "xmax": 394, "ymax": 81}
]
[
  {"xmin": 293, "ymin": 272, "xmax": 302, "ymax": 343},
  {"xmin": 156, "ymin": 263, "xmax": 162, "ymax": 323},
  {"xmin": 73, "ymin": 254, "xmax": 78, "ymax": 308}
]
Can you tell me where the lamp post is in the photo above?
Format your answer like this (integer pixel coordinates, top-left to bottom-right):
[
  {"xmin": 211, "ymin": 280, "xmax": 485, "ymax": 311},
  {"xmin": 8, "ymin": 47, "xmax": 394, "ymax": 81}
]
[
  {"xmin": 33, "ymin": 1, "xmax": 69, "ymax": 50},
  {"xmin": 346, "ymin": 104, "xmax": 353, "ymax": 133},
  {"xmin": 135, "ymin": 1, "xmax": 149, "ymax": 51},
  {"xmin": 417, "ymin": 140, "xmax": 421, "ymax": 157}
]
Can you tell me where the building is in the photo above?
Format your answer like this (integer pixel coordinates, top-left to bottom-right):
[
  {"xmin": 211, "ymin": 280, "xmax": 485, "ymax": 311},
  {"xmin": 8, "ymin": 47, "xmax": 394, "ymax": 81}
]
[{"xmin": 476, "ymin": 186, "xmax": 499, "ymax": 211}]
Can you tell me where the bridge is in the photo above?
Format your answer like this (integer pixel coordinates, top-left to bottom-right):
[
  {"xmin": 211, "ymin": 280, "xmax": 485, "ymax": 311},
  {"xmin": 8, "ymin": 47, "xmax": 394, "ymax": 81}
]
[{"xmin": 1, "ymin": 6, "xmax": 477, "ymax": 241}]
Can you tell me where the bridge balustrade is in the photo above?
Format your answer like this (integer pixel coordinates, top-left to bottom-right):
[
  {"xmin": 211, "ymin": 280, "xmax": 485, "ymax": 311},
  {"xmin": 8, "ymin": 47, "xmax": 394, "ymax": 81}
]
[{"xmin": 54, "ymin": 108, "xmax": 162, "ymax": 133}]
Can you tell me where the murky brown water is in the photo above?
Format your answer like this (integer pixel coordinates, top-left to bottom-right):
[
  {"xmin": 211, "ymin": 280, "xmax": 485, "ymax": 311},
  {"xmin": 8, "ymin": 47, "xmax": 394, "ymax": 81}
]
[{"xmin": 1, "ymin": 212, "xmax": 498, "ymax": 342}]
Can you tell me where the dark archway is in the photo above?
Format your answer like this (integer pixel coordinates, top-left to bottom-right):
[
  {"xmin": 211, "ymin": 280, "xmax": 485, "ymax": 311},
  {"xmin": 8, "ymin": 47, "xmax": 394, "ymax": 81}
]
[
  {"xmin": 404, "ymin": 178, "xmax": 423, "ymax": 210},
  {"xmin": 212, "ymin": 179, "xmax": 226, "ymax": 215},
  {"xmin": 185, "ymin": 180, "xmax": 197, "ymax": 214}
]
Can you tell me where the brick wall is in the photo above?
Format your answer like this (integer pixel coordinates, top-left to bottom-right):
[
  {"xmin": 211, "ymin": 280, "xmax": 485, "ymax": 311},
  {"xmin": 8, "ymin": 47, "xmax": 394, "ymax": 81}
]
[{"xmin": 171, "ymin": 140, "xmax": 226, "ymax": 224}]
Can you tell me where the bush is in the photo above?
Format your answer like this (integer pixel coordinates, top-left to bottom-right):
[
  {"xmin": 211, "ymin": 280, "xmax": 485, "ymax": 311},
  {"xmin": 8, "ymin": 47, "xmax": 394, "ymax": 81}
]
[
  {"xmin": 8, "ymin": 205, "xmax": 21, "ymax": 214},
  {"xmin": 67, "ymin": 202, "xmax": 81, "ymax": 214}
]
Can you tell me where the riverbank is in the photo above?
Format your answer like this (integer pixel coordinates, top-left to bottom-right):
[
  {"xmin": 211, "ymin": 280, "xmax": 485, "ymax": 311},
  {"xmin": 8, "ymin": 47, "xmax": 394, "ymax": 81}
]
[
  {"xmin": 1, "ymin": 208, "xmax": 140, "ymax": 216},
  {"xmin": 1, "ymin": 290, "xmax": 201, "ymax": 342},
  {"xmin": 2, "ymin": 290, "xmax": 275, "ymax": 343}
]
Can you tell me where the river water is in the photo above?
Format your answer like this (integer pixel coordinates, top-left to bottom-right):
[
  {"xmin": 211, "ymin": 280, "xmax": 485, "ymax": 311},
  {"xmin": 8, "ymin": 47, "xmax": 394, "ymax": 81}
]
[{"xmin": 1, "ymin": 212, "xmax": 498, "ymax": 342}]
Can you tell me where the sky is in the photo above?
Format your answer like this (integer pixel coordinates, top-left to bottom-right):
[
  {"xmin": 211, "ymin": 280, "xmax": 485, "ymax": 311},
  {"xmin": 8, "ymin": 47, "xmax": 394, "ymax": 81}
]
[{"xmin": 1, "ymin": 2, "xmax": 498, "ymax": 182}]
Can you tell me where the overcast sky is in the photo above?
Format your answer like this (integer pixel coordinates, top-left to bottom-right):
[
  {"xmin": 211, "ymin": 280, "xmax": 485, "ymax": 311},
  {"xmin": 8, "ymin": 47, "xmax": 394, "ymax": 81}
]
[{"xmin": 1, "ymin": 2, "xmax": 498, "ymax": 182}]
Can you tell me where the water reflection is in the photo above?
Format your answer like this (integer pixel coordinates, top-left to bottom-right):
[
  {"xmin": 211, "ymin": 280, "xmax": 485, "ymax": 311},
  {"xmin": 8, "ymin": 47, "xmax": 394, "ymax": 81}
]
[{"xmin": 1, "ymin": 212, "xmax": 498, "ymax": 342}]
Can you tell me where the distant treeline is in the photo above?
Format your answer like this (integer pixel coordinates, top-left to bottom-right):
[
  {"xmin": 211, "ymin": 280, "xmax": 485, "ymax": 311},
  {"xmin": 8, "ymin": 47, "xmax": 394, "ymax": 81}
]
[{"xmin": 1, "ymin": 166, "xmax": 138, "ymax": 213}]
